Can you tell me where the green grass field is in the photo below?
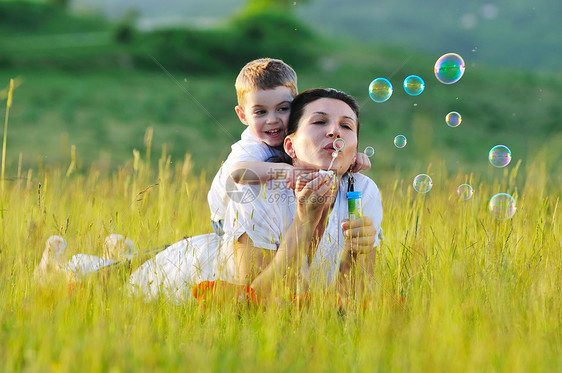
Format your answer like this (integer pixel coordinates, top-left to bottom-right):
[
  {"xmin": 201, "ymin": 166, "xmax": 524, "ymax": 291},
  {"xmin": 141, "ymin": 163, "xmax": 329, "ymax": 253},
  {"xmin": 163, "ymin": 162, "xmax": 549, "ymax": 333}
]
[
  {"xmin": 1, "ymin": 5, "xmax": 561, "ymax": 370},
  {"xmin": 0, "ymin": 135, "xmax": 560, "ymax": 371}
]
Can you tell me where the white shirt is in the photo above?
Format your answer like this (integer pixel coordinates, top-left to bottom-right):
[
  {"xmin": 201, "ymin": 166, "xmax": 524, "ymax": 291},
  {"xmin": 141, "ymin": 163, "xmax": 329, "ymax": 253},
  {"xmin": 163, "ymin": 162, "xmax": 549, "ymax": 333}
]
[
  {"xmin": 129, "ymin": 173, "xmax": 383, "ymax": 301},
  {"xmin": 207, "ymin": 128, "xmax": 284, "ymax": 223},
  {"xmin": 223, "ymin": 172, "xmax": 383, "ymax": 285}
]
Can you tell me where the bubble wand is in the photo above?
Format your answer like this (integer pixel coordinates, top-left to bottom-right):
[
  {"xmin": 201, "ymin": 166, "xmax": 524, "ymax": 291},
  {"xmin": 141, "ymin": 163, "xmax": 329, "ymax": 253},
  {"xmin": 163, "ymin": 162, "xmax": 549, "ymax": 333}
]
[
  {"xmin": 326, "ymin": 138, "xmax": 345, "ymax": 172},
  {"xmin": 318, "ymin": 139, "xmax": 345, "ymax": 194}
]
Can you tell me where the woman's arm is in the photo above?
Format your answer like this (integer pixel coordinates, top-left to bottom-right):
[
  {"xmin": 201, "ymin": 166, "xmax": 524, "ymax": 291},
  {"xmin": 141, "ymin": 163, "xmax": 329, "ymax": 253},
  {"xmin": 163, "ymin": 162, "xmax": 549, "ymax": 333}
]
[
  {"xmin": 234, "ymin": 220, "xmax": 316, "ymax": 295},
  {"xmin": 233, "ymin": 172, "xmax": 335, "ymax": 297}
]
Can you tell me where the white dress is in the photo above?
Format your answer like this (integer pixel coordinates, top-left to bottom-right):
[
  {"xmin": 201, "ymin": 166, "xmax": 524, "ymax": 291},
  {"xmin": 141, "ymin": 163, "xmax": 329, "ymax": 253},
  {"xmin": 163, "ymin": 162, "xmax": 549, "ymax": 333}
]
[
  {"xmin": 66, "ymin": 254, "xmax": 117, "ymax": 278},
  {"xmin": 129, "ymin": 173, "xmax": 383, "ymax": 302},
  {"xmin": 207, "ymin": 128, "xmax": 285, "ymax": 227}
]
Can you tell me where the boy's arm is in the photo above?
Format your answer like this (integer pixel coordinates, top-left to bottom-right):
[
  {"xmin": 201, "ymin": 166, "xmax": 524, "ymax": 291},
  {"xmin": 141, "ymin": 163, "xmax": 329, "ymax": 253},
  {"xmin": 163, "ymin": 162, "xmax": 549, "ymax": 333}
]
[
  {"xmin": 350, "ymin": 152, "xmax": 371, "ymax": 173},
  {"xmin": 230, "ymin": 161, "xmax": 293, "ymax": 184}
]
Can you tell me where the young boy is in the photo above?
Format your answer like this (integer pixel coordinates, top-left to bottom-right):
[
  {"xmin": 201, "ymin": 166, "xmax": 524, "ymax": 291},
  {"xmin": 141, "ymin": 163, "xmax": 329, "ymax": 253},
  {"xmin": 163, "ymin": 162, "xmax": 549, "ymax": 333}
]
[
  {"xmin": 208, "ymin": 58, "xmax": 370, "ymax": 235},
  {"xmin": 208, "ymin": 58, "xmax": 296, "ymax": 235}
]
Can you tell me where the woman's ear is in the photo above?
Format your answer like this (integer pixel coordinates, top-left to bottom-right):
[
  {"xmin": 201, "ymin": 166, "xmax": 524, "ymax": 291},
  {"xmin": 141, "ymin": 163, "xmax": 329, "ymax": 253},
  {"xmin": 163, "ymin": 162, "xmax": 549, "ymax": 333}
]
[
  {"xmin": 235, "ymin": 105, "xmax": 248, "ymax": 126},
  {"xmin": 284, "ymin": 136, "xmax": 296, "ymax": 159}
]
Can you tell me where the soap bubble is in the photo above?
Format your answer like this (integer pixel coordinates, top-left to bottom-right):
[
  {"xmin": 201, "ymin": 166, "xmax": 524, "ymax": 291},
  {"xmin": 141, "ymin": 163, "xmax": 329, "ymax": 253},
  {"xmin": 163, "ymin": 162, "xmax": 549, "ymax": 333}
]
[
  {"xmin": 364, "ymin": 146, "xmax": 375, "ymax": 157},
  {"xmin": 446, "ymin": 111, "xmax": 462, "ymax": 127},
  {"xmin": 489, "ymin": 193, "xmax": 516, "ymax": 220},
  {"xmin": 394, "ymin": 135, "xmax": 407, "ymax": 148},
  {"xmin": 369, "ymin": 78, "xmax": 393, "ymax": 103},
  {"xmin": 434, "ymin": 53, "xmax": 465, "ymax": 84},
  {"xmin": 457, "ymin": 184, "xmax": 473, "ymax": 200},
  {"xmin": 333, "ymin": 138, "xmax": 345, "ymax": 151},
  {"xmin": 489, "ymin": 145, "xmax": 512, "ymax": 168},
  {"xmin": 403, "ymin": 75, "xmax": 425, "ymax": 96},
  {"xmin": 413, "ymin": 174, "xmax": 433, "ymax": 193}
]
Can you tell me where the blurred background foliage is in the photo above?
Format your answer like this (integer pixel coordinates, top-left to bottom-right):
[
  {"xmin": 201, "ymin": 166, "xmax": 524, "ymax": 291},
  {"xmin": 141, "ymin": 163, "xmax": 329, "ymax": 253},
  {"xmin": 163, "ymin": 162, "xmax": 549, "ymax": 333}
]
[{"xmin": 0, "ymin": 0, "xmax": 560, "ymax": 187}]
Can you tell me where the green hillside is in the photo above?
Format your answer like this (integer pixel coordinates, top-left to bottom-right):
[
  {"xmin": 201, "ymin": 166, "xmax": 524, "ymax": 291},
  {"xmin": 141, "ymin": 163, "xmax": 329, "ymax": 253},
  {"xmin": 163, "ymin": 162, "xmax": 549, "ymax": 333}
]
[
  {"xmin": 73, "ymin": 0, "xmax": 562, "ymax": 73},
  {"xmin": 0, "ymin": 2, "xmax": 560, "ymax": 188}
]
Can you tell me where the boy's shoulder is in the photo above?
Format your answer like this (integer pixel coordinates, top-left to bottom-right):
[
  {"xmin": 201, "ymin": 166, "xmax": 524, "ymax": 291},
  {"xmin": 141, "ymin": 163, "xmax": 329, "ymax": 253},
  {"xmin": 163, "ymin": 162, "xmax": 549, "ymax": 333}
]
[
  {"xmin": 226, "ymin": 128, "xmax": 283, "ymax": 163},
  {"xmin": 232, "ymin": 128, "xmax": 268, "ymax": 150},
  {"xmin": 238, "ymin": 128, "xmax": 264, "ymax": 145}
]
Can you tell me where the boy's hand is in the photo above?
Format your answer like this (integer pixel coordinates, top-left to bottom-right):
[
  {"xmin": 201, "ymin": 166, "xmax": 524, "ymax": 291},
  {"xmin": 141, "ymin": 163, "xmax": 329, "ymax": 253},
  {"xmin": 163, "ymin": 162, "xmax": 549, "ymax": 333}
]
[{"xmin": 351, "ymin": 152, "xmax": 371, "ymax": 173}]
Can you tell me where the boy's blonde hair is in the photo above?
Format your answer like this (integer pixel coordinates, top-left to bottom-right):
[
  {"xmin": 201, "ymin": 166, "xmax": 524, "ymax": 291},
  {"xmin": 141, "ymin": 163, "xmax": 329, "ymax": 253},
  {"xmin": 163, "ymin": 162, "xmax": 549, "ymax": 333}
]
[{"xmin": 235, "ymin": 58, "xmax": 298, "ymax": 107}]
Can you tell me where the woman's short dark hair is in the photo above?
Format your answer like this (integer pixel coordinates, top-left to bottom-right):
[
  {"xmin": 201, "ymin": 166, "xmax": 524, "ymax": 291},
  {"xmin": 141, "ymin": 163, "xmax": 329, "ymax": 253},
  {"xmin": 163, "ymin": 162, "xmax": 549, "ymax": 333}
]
[{"xmin": 287, "ymin": 88, "xmax": 360, "ymax": 136}]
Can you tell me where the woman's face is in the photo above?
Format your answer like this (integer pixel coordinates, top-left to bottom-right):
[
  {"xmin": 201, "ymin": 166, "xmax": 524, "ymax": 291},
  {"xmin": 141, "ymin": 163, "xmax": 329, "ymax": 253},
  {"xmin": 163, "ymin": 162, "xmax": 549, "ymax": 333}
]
[{"xmin": 285, "ymin": 98, "xmax": 358, "ymax": 175}]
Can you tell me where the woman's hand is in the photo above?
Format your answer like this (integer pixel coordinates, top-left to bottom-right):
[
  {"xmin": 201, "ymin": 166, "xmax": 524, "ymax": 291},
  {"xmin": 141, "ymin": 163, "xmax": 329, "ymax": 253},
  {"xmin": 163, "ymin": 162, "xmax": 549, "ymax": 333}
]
[
  {"xmin": 285, "ymin": 167, "xmax": 317, "ymax": 190},
  {"xmin": 341, "ymin": 216, "xmax": 377, "ymax": 255},
  {"xmin": 294, "ymin": 172, "xmax": 335, "ymax": 225},
  {"xmin": 338, "ymin": 217, "xmax": 378, "ymax": 299}
]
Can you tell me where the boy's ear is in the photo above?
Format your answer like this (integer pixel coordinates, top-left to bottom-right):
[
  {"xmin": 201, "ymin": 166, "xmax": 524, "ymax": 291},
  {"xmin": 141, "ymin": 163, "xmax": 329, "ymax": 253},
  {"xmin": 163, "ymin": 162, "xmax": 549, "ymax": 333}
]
[
  {"xmin": 284, "ymin": 136, "xmax": 296, "ymax": 159},
  {"xmin": 235, "ymin": 105, "xmax": 249, "ymax": 126}
]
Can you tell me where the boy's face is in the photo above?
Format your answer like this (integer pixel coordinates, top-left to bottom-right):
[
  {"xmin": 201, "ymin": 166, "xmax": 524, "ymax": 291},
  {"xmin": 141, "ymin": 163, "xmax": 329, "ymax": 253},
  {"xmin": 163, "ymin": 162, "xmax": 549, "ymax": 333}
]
[{"xmin": 235, "ymin": 86, "xmax": 294, "ymax": 147}]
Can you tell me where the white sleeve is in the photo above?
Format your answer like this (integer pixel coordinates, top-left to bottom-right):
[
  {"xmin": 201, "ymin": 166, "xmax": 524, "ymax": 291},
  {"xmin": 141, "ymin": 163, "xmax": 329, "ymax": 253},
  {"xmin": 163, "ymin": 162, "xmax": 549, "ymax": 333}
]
[
  {"xmin": 208, "ymin": 139, "xmax": 276, "ymax": 223},
  {"xmin": 222, "ymin": 185, "xmax": 291, "ymax": 251}
]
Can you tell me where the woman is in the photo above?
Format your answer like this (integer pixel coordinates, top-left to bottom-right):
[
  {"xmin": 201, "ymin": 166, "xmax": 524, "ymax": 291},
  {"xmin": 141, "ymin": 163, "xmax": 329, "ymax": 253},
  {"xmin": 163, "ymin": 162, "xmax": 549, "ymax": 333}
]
[{"xmin": 128, "ymin": 88, "xmax": 383, "ymax": 302}]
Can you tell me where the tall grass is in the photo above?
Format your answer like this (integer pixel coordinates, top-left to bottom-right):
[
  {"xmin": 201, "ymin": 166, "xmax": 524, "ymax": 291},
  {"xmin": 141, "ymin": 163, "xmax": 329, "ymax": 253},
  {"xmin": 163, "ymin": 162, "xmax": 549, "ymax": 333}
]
[
  {"xmin": 1, "ymin": 78, "xmax": 14, "ymax": 194},
  {"xmin": 0, "ymin": 139, "xmax": 559, "ymax": 372}
]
